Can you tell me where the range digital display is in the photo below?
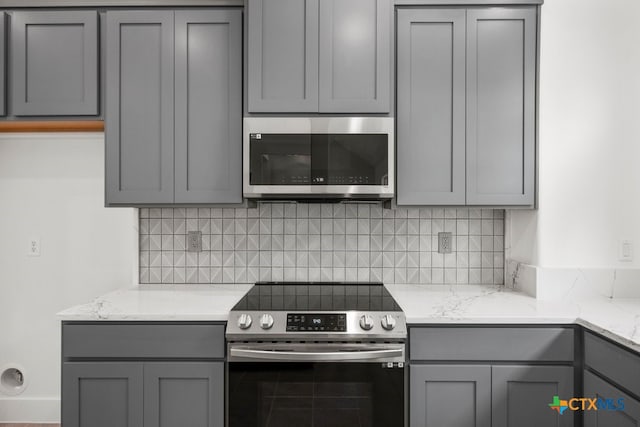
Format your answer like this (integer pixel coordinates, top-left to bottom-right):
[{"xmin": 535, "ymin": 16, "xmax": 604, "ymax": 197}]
[{"xmin": 286, "ymin": 313, "xmax": 346, "ymax": 332}]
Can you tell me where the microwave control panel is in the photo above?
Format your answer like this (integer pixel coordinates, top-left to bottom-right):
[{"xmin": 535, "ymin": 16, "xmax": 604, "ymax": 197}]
[{"xmin": 286, "ymin": 313, "xmax": 346, "ymax": 332}]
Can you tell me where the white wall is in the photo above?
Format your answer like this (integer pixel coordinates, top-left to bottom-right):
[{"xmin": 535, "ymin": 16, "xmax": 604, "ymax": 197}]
[
  {"xmin": 509, "ymin": 0, "xmax": 640, "ymax": 268},
  {"xmin": 0, "ymin": 133, "xmax": 136, "ymax": 422}
]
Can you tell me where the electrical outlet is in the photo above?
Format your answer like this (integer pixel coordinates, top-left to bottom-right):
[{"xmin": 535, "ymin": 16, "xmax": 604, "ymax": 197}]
[
  {"xmin": 27, "ymin": 237, "xmax": 40, "ymax": 257},
  {"xmin": 438, "ymin": 232, "xmax": 452, "ymax": 254},
  {"xmin": 187, "ymin": 231, "xmax": 202, "ymax": 252},
  {"xmin": 620, "ymin": 240, "xmax": 633, "ymax": 262}
]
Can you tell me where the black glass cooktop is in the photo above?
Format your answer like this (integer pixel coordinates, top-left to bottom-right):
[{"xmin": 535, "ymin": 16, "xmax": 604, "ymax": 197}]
[{"xmin": 231, "ymin": 282, "xmax": 402, "ymax": 312}]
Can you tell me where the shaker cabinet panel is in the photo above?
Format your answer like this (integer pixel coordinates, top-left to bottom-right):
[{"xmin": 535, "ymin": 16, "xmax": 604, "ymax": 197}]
[
  {"xmin": 105, "ymin": 11, "xmax": 175, "ymax": 205},
  {"xmin": 248, "ymin": 0, "xmax": 319, "ymax": 112},
  {"xmin": 62, "ymin": 362, "xmax": 144, "ymax": 427},
  {"xmin": 396, "ymin": 9, "xmax": 466, "ymax": 205},
  {"xmin": 11, "ymin": 11, "xmax": 99, "ymax": 116},
  {"xmin": 318, "ymin": 0, "xmax": 390, "ymax": 112},
  {"xmin": 466, "ymin": 7, "xmax": 537, "ymax": 205},
  {"xmin": 410, "ymin": 365, "xmax": 491, "ymax": 427},
  {"xmin": 492, "ymin": 365, "xmax": 574, "ymax": 427},
  {"xmin": 0, "ymin": 13, "xmax": 5, "ymax": 116},
  {"xmin": 174, "ymin": 10, "xmax": 242, "ymax": 204},
  {"xmin": 144, "ymin": 362, "xmax": 224, "ymax": 427},
  {"xmin": 584, "ymin": 370, "xmax": 640, "ymax": 427}
]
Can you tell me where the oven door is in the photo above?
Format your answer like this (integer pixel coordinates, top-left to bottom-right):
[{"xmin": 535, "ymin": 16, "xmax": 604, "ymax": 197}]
[{"xmin": 228, "ymin": 343, "xmax": 405, "ymax": 427}]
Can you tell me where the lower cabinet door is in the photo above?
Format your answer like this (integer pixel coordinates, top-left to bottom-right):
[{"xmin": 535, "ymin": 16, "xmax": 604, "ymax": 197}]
[
  {"xmin": 144, "ymin": 362, "xmax": 224, "ymax": 427},
  {"xmin": 492, "ymin": 365, "xmax": 574, "ymax": 427},
  {"xmin": 584, "ymin": 370, "xmax": 640, "ymax": 427},
  {"xmin": 62, "ymin": 362, "xmax": 144, "ymax": 427},
  {"xmin": 410, "ymin": 364, "xmax": 491, "ymax": 427}
]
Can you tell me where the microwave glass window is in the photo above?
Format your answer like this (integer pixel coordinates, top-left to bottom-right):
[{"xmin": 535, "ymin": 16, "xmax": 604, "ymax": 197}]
[
  {"xmin": 313, "ymin": 134, "xmax": 388, "ymax": 185},
  {"xmin": 250, "ymin": 133, "xmax": 388, "ymax": 186},
  {"xmin": 250, "ymin": 134, "xmax": 311, "ymax": 185}
]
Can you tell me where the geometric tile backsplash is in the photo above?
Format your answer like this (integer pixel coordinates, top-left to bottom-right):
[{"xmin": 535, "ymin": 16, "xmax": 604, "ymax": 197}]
[{"xmin": 139, "ymin": 204, "xmax": 505, "ymax": 285}]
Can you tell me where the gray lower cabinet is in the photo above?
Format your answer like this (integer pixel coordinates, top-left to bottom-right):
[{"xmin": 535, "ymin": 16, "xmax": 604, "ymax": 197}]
[
  {"xmin": 584, "ymin": 371, "xmax": 640, "ymax": 427},
  {"xmin": 396, "ymin": 7, "xmax": 537, "ymax": 206},
  {"xmin": 247, "ymin": 0, "xmax": 390, "ymax": 113},
  {"xmin": 410, "ymin": 365, "xmax": 491, "ymax": 427},
  {"xmin": 62, "ymin": 322, "xmax": 226, "ymax": 427},
  {"xmin": 583, "ymin": 331, "xmax": 640, "ymax": 426},
  {"xmin": 145, "ymin": 362, "xmax": 224, "ymax": 427},
  {"xmin": 11, "ymin": 10, "xmax": 99, "ymax": 116},
  {"xmin": 106, "ymin": 9, "xmax": 242, "ymax": 206},
  {"xmin": 492, "ymin": 365, "xmax": 574, "ymax": 427},
  {"xmin": 409, "ymin": 326, "xmax": 575, "ymax": 427},
  {"xmin": 63, "ymin": 362, "xmax": 144, "ymax": 427},
  {"xmin": 63, "ymin": 362, "xmax": 223, "ymax": 427}
]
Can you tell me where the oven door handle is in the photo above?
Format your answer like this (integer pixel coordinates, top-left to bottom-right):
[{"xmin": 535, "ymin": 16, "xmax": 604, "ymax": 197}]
[{"xmin": 229, "ymin": 347, "xmax": 404, "ymax": 362}]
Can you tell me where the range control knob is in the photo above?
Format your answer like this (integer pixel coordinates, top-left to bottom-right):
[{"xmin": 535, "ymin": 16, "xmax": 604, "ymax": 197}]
[
  {"xmin": 381, "ymin": 314, "xmax": 396, "ymax": 331},
  {"xmin": 259, "ymin": 313, "xmax": 274, "ymax": 330},
  {"xmin": 359, "ymin": 314, "xmax": 374, "ymax": 331},
  {"xmin": 237, "ymin": 314, "xmax": 252, "ymax": 330}
]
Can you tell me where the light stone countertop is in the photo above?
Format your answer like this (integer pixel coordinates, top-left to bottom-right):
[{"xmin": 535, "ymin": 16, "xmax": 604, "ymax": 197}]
[
  {"xmin": 57, "ymin": 284, "xmax": 253, "ymax": 321},
  {"xmin": 58, "ymin": 283, "xmax": 640, "ymax": 353}
]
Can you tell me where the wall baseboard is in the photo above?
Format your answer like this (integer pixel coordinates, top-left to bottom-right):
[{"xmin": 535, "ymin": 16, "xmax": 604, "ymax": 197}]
[{"xmin": 0, "ymin": 399, "xmax": 60, "ymax": 424}]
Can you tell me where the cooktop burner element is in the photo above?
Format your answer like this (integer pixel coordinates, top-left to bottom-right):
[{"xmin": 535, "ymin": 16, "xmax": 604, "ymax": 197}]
[
  {"xmin": 231, "ymin": 282, "xmax": 402, "ymax": 312},
  {"xmin": 226, "ymin": 282, "xmax": 406, "ymax": 342}
]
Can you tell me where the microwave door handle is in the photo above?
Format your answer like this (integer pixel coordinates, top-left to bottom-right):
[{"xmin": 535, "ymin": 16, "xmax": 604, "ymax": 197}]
[{"xmin": 229, "ymin": 347, "xmax": 403, "ymax": 362}]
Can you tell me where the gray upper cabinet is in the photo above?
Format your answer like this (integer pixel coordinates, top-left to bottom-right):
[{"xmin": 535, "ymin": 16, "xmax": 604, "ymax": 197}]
[
  {"xmin": 396, "ymin": 9, "xmax": 466, "ymax": 205},
  {"xmin": 247, "ymin": 0, "xmax": 319, "ymax": 112},
  {"xmin": 11, "ymin": 11, "xmax": 99, "ymax": 116},
  {"xmin": 106, "ymin": 9, "xmax": 242, "ymax": 206},
  {"xmin": 466, "ymin": 7, "xmax": 537, "ymax": 205},
  {"xmin": 318, "ymin": 0, "xmax": 390, "ymax": 112},
  {"xmin": 396, "ymin": 6, "xmax": 537, "ymax": 206},
  {"xmin": 0, "ymin": 13, "xmax": 5, "ymax": 116},
  {"xmin": 105, "ymin": 11, "xmax": 175, "ymax": 205},
  {"xmin": 174, "ymin": 10, "xmax": 242, "ymax": 204},
  {"xmin": 247, "ymin": 0, "xmax": 390, "ymax": 113}
]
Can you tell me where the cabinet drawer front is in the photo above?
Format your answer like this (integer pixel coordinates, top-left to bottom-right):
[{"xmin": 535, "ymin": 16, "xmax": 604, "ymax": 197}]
[
  {"xmin": 63, "ymin": 323, "xmax": 225, "ymax": 359},
  {"xmin": 585, "ymin": 332, "xmax": 640, "ymax": 396},
  {"xmin": 410, "ymin": 327, "xmax": 574, "ymax": 361}
]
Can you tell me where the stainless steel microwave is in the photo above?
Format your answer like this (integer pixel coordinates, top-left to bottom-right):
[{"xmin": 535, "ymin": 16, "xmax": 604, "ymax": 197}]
[{"xmin": 243, "ymin": 117, "xmax": 394, "ymax": 200}]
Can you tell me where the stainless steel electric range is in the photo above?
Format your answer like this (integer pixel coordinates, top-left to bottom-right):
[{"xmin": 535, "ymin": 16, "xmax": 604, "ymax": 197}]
[{"xmin": 226, "ymin": 282, "xmax": 407, "ymax": 427}]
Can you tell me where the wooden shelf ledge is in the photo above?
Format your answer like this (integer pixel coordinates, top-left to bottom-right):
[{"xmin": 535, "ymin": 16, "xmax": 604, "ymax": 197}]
[{"xmin": 0, "ymin": 120, "xmax": 104, "ymax": 133}]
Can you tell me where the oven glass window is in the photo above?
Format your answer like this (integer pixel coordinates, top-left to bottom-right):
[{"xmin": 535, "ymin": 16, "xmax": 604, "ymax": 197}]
[{"xmin": 229, "ymin": 363, "xmax": 404, "ymax": 427}]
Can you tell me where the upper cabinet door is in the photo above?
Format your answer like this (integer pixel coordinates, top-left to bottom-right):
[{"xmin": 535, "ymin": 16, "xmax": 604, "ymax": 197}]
[
  {"xmin": 174, "ymin": 10, "xmax": 242, "ymax": 204},
  {"xmin": 319, "ymin": 0, "xmax": 390, "ymax": 113},
  {"xmin": 105, "ymin": 11, "xmax": 174, "ymax": 205},
  {"xmin": 466, "ymin": 7, "xmax": 536, "ymax": 206},
  {"xmin": 0, "ymin": 13, "xmax": 6, "ymax": 117},
  {"xmin": 248, "ymin": 0, "xmax": 319, "ymax": 112},
  {"xmin": 396, "ymin": 9, "xmax": 466, "ymax": 205},
  {"xmin": 11, "ymin": 11, "xmax": 98, "ymax": 116}
]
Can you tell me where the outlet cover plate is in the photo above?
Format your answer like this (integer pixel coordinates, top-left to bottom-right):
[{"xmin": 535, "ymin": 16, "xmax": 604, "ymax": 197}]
[
  {"xmin": 438, "ymin": 232, "xmax": 452, "ymax": 254},
  {"xmin": 187, "ymin": 231, "xmax": 202, "ymax": 252}
]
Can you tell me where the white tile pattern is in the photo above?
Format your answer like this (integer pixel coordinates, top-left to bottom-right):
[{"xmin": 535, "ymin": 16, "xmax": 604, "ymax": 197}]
[{"xmin": 139, "ymin": 204, "xmax": 505, "ymax": 284}]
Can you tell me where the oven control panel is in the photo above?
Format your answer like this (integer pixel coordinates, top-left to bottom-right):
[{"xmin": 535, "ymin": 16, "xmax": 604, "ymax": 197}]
[{"xmin": 286, "ymin": 313, "xmax": 346, "ymax": 332}]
